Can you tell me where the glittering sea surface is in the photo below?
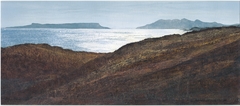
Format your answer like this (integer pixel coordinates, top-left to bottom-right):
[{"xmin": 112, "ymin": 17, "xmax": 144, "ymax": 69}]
[{"xmin": 1, "ymin": 28, "xmax": 186, "ymax": 53}]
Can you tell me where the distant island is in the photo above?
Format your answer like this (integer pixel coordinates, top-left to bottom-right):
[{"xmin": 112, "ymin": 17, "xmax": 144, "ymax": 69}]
[
  {"xmin": 137, "ymin": 18, "xmax": 224, "ymax": 30},
  {"xmin": 8, "ymin": 23, "xmax": 110, "ymax": 29}
]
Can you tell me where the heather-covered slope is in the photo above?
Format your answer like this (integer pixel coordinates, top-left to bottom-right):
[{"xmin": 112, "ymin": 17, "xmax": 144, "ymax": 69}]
[
  {"xmin": 1, "ymin": 44, "xmax": 103, "ymax": 104},
  {"xmin": 1, "ymin": 27, "xmax": 240, "ymax": 105}
]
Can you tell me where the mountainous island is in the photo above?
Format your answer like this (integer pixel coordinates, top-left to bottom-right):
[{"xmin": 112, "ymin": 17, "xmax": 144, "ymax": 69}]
[
  {"xmin": 2, "ymin": 26, "xmax": 240, "ymax": 105},
  {"xmin": 137, "ymin": 18, "xmax": 224, "ymax": 29},
  {"xmin": 8, "ymin": 23, "xmax": 110, "ymax": 29}
]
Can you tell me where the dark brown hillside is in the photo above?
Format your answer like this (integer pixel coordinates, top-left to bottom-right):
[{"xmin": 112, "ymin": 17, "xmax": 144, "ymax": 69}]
[
  {"xmin": 2, "ymin": 44, "xmax": 102, "ymax": 80},
  {"xmin": 2, "ymin": 27, "xmax": 240, "ymax": 105},
  {"xmin": 1, "ymin": 44, "xmax": 103, "ymax": 104}
]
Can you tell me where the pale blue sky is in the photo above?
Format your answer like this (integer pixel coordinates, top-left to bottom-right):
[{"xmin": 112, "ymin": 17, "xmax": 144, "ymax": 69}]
[{"xmin": 1, "ymin": 1, "xmax": 239, "ymax": 28}]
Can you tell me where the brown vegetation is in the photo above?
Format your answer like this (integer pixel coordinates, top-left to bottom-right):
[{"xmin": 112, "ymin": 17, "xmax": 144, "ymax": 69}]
[
  {"xmin": 1, "ymin": 44, "xmax": 103, "ymax": 104},
  {"xmin": 1, "ymin": 27, "xmax": 240, "ymax": 104}
]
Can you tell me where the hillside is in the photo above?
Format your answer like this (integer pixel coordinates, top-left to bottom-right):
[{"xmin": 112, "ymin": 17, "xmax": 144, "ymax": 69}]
[
  {"xmin": 1, "ymin": 27, "xmax": 240, "ymax": 105},
  {"xmin": 1, "ymin": 44, "xmax": 104, "ymax": 104},
  {"xmin": 8, "ymin": 23, "xmax": 110, "ymax": 29},
  {"xmin": 137, "ymin": 18, "xmax": 224, "ymax": 29}
]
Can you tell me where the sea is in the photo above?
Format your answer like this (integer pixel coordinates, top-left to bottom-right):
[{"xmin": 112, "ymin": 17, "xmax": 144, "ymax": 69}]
[{"xmin": 1, "ymin": 28, "xmax": 186, "ymax": 53}]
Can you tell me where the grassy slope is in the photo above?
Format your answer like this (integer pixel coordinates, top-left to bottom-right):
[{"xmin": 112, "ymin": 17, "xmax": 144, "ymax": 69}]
[
  {"xmin": 1, "ymin": 44, "xmax": 103, "ymax": 104},
  {"xmin": 1, "ymin": 27, "xmax": 240, "ymax": 104}
]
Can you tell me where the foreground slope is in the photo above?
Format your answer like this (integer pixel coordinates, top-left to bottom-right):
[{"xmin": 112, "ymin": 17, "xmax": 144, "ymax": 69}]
[
  {"xmin": 2, "ymin": 27, "xmax": 240, "ymax": 104},
  {"xmin": 1, "ymin": 44, "xmax": 103, "ymax": 104}
]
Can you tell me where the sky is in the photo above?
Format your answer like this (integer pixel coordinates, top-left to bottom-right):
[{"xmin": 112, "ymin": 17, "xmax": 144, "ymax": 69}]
[{"xmin": 1, "ymin": 1, "xmax": 240, "ymax": 29}]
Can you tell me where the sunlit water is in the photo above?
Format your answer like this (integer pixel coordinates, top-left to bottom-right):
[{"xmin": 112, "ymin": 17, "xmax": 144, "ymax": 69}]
[{"xmin": 1, "ymin": 28, "xmax": 186, "ymax": 53}]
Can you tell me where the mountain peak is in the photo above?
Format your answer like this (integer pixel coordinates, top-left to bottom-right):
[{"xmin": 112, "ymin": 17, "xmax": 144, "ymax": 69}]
[
  {"xmin": 181, "ymin": 18, "xmax": 189, "ymax": 21},
  {"xmin": 194, "ymin": 19, "xmax": 202, "ymax": 22},
  {"xmin": 137, "ymin": 19, "xmax": 224, "ymax": 29}
]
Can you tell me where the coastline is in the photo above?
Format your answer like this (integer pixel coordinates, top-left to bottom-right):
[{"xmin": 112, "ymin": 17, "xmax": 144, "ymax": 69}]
[{"xmin": 1, "ymin": 27, "xmax": 240, "ymax": 104}]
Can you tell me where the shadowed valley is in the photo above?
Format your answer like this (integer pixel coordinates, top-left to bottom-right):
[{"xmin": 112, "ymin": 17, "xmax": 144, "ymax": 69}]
[{"xmin": 1, "ymin": 27, "xmax": 240, "ymax": 104}]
